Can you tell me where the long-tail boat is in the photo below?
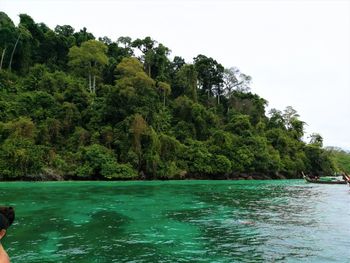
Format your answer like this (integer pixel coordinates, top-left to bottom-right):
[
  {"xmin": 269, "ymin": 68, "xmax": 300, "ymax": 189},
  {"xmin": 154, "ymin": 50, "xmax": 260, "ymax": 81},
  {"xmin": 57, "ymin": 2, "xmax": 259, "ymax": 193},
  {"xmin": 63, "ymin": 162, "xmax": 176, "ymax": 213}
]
[
  {"xmin": 302, "ymin": 171, "xmax": 347, "ymax": 185},
  {"xmin": 343, "ymin": 173, "xmax": 350, "ymax": 186}
]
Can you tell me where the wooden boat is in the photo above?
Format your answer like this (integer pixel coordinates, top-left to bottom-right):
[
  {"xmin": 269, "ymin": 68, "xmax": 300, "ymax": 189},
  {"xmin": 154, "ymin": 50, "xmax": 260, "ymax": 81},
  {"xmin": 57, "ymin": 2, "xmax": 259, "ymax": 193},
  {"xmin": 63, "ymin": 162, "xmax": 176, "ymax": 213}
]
[
  {"xmin": 302, "ymin": 172, "xmax": 347, "ymax": 185},
  {"xmin": 343, "ymin": 173, "xmax": 350, "ymax": 186}
]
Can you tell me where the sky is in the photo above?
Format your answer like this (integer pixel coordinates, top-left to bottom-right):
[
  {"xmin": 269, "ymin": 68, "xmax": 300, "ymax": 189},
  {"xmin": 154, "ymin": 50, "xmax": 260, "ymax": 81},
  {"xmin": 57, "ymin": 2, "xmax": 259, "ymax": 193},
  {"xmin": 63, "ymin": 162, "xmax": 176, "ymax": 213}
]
[{"xmin": 1, "ymin": 0, "xmax": 350, "ymax": 150}]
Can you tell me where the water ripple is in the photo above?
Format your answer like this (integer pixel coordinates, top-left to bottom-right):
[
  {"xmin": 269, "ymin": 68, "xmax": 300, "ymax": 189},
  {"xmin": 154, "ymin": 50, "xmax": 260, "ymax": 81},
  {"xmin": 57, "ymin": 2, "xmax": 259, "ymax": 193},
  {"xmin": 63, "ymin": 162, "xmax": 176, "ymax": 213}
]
[{"xmin": 2, "ymin": 180, "xmax": 350, "ymax": 262}]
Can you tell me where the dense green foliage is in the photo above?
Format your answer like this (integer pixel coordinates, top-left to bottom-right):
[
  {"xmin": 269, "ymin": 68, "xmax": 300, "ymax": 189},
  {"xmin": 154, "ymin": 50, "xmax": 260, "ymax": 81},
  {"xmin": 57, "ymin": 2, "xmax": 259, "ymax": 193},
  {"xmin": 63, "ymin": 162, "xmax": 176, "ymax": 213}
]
[
  {"xmin": 0, "ymin": 12, "xmax": 337, "ymax": 180},
  {"xmin": 326, "ymin": 147, "xmax": 350, "ymax": 174}
]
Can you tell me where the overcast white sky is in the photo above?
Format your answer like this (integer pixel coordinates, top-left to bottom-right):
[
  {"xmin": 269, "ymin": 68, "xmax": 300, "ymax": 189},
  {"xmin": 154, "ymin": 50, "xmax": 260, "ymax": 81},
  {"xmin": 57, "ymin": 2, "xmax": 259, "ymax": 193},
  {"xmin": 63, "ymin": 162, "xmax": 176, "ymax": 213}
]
[{"xmin": 2, "ymin": 0, "xmax": 350, "ymax": 150}]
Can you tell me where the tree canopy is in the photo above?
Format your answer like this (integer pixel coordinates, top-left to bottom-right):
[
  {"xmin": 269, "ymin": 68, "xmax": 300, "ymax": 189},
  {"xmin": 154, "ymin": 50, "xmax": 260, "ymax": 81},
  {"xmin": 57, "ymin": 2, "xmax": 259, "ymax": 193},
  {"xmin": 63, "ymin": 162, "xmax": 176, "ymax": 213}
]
[{"xmin": 0, "ymin": 12, "xmax": 339, "ymax": 180}]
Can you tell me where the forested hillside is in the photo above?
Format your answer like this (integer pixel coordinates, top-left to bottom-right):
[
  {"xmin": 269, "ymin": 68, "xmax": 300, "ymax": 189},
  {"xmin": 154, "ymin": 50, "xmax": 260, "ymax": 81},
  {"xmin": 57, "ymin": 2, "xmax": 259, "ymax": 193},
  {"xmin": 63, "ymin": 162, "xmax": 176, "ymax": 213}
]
[
  {"xmin": 0, "ymin": 12, "xmax": 337, "ymax": 180},
  {"xmin": 326, "ymin": 147, "xmax": 350, "ymax": 174}
]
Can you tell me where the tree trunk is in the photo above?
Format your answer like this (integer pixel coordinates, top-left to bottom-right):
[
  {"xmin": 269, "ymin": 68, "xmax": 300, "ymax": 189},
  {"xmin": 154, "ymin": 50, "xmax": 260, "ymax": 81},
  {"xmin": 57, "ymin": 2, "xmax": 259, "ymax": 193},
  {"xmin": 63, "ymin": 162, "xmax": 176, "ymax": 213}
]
[
  {"xmin": 93, "ymin": 75, "xmax": 96, "ymax": 93},
  {"xmin": 9, "ymin": 34, "xmax": 21, "ymax": 71},
  {"xmin": 192, "ymin": 80, "xmax": 197, "ymax": 102},
  {"xmin": 0, "ymin": 48, "xmax": 5, "ymax": 70},
  {"xmin": 88, "ymin": 73, "xmax": 92, "ymax": 93}
]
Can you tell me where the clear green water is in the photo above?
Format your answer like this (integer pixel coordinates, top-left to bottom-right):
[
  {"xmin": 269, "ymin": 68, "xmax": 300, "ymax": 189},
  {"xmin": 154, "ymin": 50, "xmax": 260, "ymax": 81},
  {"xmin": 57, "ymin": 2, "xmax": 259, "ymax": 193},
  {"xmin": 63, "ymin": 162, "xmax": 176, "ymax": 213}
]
[{"xmin": 1, "ymin": 180, "xmax": 350, "ymax": 262}]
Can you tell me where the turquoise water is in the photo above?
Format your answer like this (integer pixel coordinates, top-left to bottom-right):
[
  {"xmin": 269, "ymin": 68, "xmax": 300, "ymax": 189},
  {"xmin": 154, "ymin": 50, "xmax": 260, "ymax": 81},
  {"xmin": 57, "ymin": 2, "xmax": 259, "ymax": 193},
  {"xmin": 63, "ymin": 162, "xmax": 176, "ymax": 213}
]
[{"xmin": 0, "ymin": 180, "xmax": 350, "ymax": 262}]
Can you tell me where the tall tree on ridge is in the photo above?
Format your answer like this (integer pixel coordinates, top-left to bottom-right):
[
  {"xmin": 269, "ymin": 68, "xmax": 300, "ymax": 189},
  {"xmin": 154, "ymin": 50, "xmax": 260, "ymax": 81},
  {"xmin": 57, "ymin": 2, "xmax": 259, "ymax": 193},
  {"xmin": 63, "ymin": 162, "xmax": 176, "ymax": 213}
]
[
  {"xmin": 193, "ymin": 54, "xmax": 224, "ymax": 104},
  {"xmin": 223, "ymin": 67, "xmax": 252, "ymax": 95},
  {"xmin": 68, "ymin": 40, "xmax": 108, "ymax": 93},
  {"xmin": 132, "ymin": 36, "xmax": 171, "ymax": 81}
]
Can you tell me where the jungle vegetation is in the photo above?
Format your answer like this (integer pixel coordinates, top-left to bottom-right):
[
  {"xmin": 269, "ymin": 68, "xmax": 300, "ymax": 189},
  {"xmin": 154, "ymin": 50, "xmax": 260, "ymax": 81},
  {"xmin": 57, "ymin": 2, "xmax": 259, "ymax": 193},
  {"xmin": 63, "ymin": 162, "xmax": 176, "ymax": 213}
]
[
  {"xmin": 0, "ymin": 12, "xmax": 340, "ymax": 180},
  {"xmin": 326, "ymin": 147, "xmax": 350, "ymax": 174}
]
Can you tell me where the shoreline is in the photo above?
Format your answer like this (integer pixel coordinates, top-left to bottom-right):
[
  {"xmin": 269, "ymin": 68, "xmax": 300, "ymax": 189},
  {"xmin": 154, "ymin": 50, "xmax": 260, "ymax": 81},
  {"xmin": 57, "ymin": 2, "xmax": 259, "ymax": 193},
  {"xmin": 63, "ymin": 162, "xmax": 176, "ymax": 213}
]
[{"xmin": 0, "ymin": 172, "xmax": 302, "ymax": 182}]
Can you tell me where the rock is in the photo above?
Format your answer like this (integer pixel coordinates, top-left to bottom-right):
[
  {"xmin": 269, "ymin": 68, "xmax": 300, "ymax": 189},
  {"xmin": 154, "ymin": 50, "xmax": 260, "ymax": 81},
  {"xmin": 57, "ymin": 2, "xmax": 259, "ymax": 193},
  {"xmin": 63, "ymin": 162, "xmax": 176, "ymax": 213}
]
[
  {"xmin": 179, "ymin": 170, "xmax": 187, "ymax": 178},
  {"xmin": 275, "ymin": 173, "xmax": 287, "ymax": 179}
]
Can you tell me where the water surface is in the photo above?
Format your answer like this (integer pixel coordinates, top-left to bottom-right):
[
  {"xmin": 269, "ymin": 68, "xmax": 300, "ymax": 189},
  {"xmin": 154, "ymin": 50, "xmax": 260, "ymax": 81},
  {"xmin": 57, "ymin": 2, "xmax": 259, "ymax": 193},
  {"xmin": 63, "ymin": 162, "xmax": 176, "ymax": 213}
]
[{"xmin": 1, "ymin": 180, "xmax": 350, "ymax": 262}]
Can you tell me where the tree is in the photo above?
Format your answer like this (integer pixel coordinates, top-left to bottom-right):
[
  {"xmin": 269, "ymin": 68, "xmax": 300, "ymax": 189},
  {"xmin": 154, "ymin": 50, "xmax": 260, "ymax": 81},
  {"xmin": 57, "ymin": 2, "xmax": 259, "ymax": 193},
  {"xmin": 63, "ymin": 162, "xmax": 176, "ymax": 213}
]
[
  {"xmin": 68, "ymin": 40, "xmax": 108, "ymax": 93},
  {"xmin": 40, "ymin": 26, "xmax": 75, "ymax": 70},
  {"xmin": 0, "ymin": 12, "xmax": 16, "ymax": 70},
  {"xmin": 0, "ymin": 117, "xmax": 44, "ymax": 178},
  {"xmin": 156, "ymin": 81, "xmax": 171, "ymax": 106},
  {"xmin": 268, "ymin": 109, "xmax": 285, "ymax": 129},
  {"xmin": 132, "ymin": 37, "xmax": 171, "ymax": 80},
  {"xmin": 151, "ymin": 43, "xmax": 171, "ymax": 81},
  {"xmin": 227, "ymin": 91, "xmax": 267, "ymax": 125},
  {"xmin": 283, "ymin": 106, "xmax": 304, "ymax": 140},
  {"xmin": 226, "ymin": 114, "xmax": 252, "ymax": 136},
  {"xmin": 130, "ymin": 113, "xmax": 148, "ymax": 172},
  {"xmin": 0, "ymin": 137, "xmax": 44, "ymax": 179},
  {"xmin": 73, "ymin": 27, "xmax": 94, "ymax": 46},
  {"xmin": 117, "ymin": 36, "xmax": 132, "ymax": 48},
  {"xmin": 102, "ymin": 37, "xmax": 134, "ymax": 84},
  {"xmin": 305, "ymin": 144, "xmax": 335, "ymax": 175},
  {"xmin": 12, "ymin": 14, "xmax": 49, "ymax": 72},
  {"xmin": 3, "ymin": 24, "xmax": 32, "ymax": 71},
  {"xmin": 193, "ymin": 54, "xmax": 224, "ymax": 103},
  {"xmin": 171, "ymin": 56, "xmax": 185, "ymax": 71},
  {"xmin": 328, "ymin": 147, "xmax": 350, "ymax": 173},
  {"xmin": 309, "ymin": 133, "xmax": 323, "ymax": 147},
  {"xmin": 54, "ymin": 25, "xmax": 75, "ymax": 37},
  {"xmin": 223, "ymin": 67, "xmax": 251, "ymax": 94},
  {"xmin": 76, "ymin": 144, "xmax": 137, "ymax": 179},
  {"xmin": 283, "ymin": 106, "xmax": 299, "ymax": 129},
  {"xmin": 183, "ymin": 140, "xmax": 213, "ymax": 175},
  {"xmin": 132, "ymin": 36, "xmax": 156, "ymax": 76},
  {"xmin": 174, "ymin": 64, "xmax": 198, "ymax": 101},
  {"xmin": 112, "ymin": 57, "xmax": 159, "ymax": 121}
]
